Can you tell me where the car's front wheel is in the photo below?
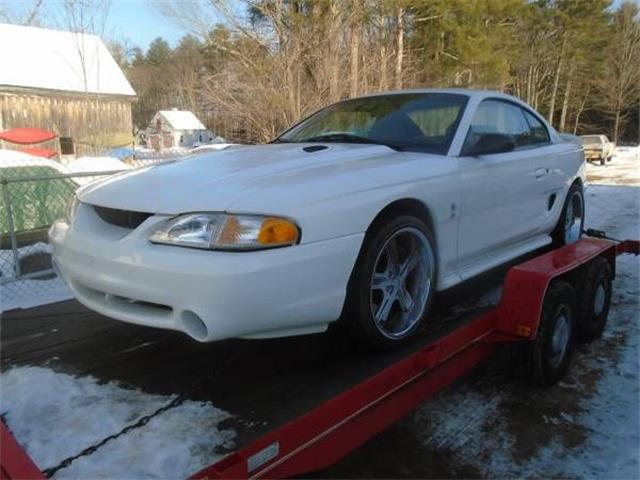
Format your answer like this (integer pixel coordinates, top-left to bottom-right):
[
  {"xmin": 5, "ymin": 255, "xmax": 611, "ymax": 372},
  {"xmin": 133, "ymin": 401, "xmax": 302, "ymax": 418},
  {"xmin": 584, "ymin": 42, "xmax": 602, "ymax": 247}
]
[{"xmin": 345, "ymin": 214, "xmax": 436, "ymax": 350}]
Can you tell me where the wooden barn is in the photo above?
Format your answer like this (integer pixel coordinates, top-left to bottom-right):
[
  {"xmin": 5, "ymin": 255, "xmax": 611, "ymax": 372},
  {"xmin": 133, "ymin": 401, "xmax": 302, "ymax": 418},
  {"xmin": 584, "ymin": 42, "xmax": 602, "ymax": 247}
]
[{"xmin": 0, "ymin": 23, "xmax": 136, "ymax": 156}]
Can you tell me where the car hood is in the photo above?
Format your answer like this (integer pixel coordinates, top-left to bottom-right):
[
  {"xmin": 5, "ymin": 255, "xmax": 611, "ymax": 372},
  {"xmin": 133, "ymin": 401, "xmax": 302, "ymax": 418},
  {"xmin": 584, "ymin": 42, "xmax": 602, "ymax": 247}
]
[{"xmin": 78, "ymin": 143, "xmax": 401, "ymax": 214}]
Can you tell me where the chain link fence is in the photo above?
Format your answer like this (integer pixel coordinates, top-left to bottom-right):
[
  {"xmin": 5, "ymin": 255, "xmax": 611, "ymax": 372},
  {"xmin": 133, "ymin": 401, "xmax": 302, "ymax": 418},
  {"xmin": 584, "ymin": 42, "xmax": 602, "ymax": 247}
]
[{"xmin": 0, "ymin": 161, "xmax": 176, "ymax": 312}]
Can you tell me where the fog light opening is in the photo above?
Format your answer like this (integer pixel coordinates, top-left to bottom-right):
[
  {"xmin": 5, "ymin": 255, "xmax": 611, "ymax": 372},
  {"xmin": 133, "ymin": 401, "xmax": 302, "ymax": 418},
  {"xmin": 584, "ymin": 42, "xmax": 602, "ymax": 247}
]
[{"xmin": 181, "ymin": 310, "xmax": 208, "ymax": 341}]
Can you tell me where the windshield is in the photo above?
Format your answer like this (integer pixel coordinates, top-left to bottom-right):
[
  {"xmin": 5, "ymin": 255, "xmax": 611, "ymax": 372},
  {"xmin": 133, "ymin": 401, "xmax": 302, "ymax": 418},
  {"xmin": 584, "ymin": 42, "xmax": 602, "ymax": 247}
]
[{"xmin": 277, "ymin": 93, "xmax": 469, "ymax": 155}]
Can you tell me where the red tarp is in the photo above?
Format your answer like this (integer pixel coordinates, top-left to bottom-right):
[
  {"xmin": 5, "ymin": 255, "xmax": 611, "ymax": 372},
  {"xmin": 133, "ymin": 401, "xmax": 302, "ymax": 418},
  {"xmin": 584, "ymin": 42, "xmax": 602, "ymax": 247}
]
[
  {"xmin": 19, "ymin": 147, "xmax": 58, "ymax": 159},
  {"xmin": 0, "ymin": 128, "xmax": 57, "ymax": 145}
]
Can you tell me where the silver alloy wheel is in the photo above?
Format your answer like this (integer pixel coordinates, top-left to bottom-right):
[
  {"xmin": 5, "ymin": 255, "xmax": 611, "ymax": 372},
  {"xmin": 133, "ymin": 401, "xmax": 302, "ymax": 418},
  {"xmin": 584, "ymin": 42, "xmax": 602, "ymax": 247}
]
[
  {"xmin": 564, "ymin": 190, "xmax": 584, "ymax": 244},
  {"xmin": 594, "ymin": 282, "xmax": 606, "ymax": 316},
  {"xmin": 550, "ymin": 306, "xmax": 571, "ymax": 368},
  {"xmin": 369, "ymin": 227, "xmax": 434, "ymax": 340}
]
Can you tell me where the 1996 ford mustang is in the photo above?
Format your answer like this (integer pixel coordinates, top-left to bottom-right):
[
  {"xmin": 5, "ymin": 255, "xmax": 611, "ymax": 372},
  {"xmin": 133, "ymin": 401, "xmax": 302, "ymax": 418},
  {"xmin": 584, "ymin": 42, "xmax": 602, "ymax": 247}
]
[{"xmin": 50, "ymin": 89, "xmax": 585, "ymax": 348}]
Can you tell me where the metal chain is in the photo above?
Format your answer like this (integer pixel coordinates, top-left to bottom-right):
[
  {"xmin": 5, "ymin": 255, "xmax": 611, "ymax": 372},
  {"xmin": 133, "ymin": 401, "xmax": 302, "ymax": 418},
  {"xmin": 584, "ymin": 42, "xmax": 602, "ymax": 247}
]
[
  {"xmin": 39, "ymin": 355, "xmax": 237, "ymax": 478},
  {"xmin": 42, "ymin": 395, "xmax": 186, "ymax": 478}
]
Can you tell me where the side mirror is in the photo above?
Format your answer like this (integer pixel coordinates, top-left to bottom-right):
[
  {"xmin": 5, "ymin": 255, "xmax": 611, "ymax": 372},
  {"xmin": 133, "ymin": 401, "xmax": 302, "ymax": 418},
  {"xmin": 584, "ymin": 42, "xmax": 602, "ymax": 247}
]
[{"xmin": 464, "ymin": 133, "xmax": 515, "ymax": 156}]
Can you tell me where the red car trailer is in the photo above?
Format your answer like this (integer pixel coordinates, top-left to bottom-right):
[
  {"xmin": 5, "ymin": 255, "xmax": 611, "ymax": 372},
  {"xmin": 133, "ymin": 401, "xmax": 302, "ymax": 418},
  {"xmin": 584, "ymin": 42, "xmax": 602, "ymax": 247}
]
[{"xmin": 2, "ymin": 233, "xmax": 638, "ymax": 480}]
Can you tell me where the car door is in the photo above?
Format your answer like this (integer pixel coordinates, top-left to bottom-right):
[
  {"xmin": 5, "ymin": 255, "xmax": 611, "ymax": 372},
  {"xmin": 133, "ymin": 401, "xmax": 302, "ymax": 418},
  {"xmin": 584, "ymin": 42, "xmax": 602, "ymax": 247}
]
[{"xmin": 456, "ymin": 99, "xmax": 550, "ymax": 269}]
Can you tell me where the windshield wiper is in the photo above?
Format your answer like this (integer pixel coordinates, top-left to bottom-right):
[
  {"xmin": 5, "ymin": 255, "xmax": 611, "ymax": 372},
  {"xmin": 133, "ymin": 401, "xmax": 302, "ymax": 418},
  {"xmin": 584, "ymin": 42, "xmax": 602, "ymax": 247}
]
[{"xmin": 296, "ymin": 133, "xmax": 405, "ymax": 152}]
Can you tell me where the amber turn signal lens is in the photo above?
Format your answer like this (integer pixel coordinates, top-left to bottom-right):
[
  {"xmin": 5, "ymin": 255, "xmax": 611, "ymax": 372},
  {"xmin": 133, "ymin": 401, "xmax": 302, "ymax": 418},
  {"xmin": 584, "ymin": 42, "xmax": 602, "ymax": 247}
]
[{"xmin": 258, "ymin": 218, "xmax": 299, "ymax": 246}]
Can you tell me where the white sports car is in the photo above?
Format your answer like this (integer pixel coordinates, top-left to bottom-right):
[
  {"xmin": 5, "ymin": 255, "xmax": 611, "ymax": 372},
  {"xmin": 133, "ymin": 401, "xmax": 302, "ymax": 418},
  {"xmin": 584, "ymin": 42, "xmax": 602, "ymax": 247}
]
[{"xmin": 50, "ymin": 89, "xmax": 585, "ymax": 348}]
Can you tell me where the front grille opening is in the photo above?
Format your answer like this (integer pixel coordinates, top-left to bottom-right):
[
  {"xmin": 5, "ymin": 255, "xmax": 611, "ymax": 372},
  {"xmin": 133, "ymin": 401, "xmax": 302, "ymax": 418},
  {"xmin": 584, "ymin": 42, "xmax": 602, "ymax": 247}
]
[
  {"xmin": 118, "ymin": 296, "xmax": 172, "ymax": 312},
  {"xmin": 93, "ymin": 205, "xmax": 153, "ymax": 229}
]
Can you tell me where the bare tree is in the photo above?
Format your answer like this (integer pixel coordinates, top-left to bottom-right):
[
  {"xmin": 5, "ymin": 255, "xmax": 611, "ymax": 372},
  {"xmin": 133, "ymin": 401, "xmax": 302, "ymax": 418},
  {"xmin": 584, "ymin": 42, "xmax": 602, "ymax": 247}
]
[
  {"xmin": 0, "ymin": 0, "xmax": 44, "ymax": 25},
  {"xmin": 597, "ymin": 2, "xmax": 640, "ymax": 143}
]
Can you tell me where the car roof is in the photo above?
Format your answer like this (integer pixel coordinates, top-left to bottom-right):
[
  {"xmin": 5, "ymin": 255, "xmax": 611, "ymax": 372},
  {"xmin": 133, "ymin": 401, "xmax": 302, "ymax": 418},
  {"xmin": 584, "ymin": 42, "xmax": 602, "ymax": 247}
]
[{"xmin": 352, "ymin": 88, "xmax": 522, "ymax": 103}]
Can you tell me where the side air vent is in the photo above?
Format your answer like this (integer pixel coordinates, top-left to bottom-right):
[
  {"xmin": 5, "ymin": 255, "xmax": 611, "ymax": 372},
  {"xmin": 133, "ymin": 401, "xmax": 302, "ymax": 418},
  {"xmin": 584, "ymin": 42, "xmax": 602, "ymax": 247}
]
[
  {"xmin": 93, "ymin": 205, "xmax": 153, "ymax": 229},
  {"xmin": 303, "ymin": 145, "xmax": 328, "ymax": 153}
]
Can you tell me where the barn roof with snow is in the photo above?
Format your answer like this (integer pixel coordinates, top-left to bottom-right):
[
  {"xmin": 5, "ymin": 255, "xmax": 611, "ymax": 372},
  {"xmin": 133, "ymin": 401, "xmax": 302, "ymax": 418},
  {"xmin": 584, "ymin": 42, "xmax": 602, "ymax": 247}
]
[
  {"xmin": 157, "ymin": 110, "xmax": 207, "ymax": 130},
  {"xmin": 0, "ymin": 23, "xmax": 135, "ymax": 97}
]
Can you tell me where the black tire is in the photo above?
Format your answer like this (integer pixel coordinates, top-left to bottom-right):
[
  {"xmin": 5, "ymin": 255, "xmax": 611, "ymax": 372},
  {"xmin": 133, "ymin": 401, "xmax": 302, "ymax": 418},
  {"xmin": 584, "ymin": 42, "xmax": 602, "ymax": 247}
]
[
  {"xmin": 552, "ymin": 183, "xmax": 585, "ymax": 246},
  {"xmin": 525, "ymin": 280, "xmax": 577, "ymax": 387},
  {"xmin": 343, "ymin": 214, "xmax": 436, "ymax": 350},
  {"xmin": 577, "ymin": 257, "xmax": 613, "ymax": 343},
  {"xmin": 600, "ymin": 156, "xmax": 606, "ymax": 166}
]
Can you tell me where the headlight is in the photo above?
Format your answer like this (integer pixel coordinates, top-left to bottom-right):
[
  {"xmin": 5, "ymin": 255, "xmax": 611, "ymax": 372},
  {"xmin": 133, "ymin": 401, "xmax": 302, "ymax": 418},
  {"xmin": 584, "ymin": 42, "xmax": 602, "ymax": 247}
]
[
  {"xmin": 149, "ymin": 213, "xmax": 300, "ymax": 250},
  {"xmin": 66, "ymin": 196, "xmax": 79, "ymax": 223}
]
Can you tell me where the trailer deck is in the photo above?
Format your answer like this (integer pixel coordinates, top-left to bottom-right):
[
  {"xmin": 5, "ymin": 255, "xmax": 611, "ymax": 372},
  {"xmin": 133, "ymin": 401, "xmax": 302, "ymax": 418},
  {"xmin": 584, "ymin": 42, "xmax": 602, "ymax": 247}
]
[{"xmin": 1, "ymin": 273, "xmax": 499, "ymax": 454}]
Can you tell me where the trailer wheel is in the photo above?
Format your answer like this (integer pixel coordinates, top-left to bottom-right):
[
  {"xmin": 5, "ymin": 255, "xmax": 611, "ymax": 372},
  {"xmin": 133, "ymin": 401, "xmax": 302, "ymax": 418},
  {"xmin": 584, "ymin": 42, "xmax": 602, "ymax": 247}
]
[
  {"xmin": 577, "ymin": 257, "xmax": 612, "ymax": 342},
  {"xmin": 525, "ymin": 280, "xmax": 577, "ymax": 387},
  {"xmin": 600, "ymin": 156, "xmax": 606, "ymax": 166}
]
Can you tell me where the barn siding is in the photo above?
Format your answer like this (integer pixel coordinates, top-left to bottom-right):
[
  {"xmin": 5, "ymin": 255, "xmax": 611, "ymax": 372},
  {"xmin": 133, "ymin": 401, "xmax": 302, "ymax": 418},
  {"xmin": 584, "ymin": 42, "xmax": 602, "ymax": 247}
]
[{"xmin": 0, "ymin": 89, "xmax": 134, "ymax": 156}]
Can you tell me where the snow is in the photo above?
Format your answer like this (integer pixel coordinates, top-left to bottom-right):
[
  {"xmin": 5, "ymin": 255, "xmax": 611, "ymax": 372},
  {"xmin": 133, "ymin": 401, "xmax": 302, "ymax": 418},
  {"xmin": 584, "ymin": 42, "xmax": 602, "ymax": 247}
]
[
  {"xmin": 0, "ymin": 150, "xmax": 69, "ymax": 172},
  {"xmin": 413, "ymin": 154, "xmax": 640, "ymax": 478},
  {"xmin": 0, "ymin": 23, "xmax": 135, "ymax": 96},
  {"xmin": 159, "ymin": 110, "xmax": 207, "ymax": 131},
  {"xmin": 64, "ymin": 157, "xmax": 130, "ymax": 174},
  {"xmin": 585, "ymin": 146, "xmax": 640, "ymax": 186},
  {"xmin": 0, "ymin": 367, "xmax": 235, "ymax": 478},
  {"xmin": 190, "ymin": 143, "xmax": 236, "ymax": 153},
  {"xmin": 63, "ymin": 156, "xmax": 130, "ymax": 185}
]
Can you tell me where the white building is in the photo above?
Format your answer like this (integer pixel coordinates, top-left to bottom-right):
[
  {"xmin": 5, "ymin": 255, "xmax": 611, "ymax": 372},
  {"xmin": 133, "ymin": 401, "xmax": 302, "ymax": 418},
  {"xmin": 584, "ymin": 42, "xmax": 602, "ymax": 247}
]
[{"xmin": 147, "ymin": 109, "xmax": 215, "ymax": 151}]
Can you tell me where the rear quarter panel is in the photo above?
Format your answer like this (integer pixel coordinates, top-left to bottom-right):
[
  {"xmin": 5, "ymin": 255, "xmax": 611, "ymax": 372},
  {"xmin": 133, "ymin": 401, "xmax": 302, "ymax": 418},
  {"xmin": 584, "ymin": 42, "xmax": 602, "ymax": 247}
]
[{"xmin": 542, "ymin": 141, "xmax": 585, "ymax": 231}]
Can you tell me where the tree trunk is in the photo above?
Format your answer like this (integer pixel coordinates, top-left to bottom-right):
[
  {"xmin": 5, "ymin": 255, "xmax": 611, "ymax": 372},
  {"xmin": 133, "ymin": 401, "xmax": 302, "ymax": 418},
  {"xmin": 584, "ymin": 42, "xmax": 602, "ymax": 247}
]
[
  {"xmin": 327, "ymin": 1, "xmax": 341, "ymax": 101},
  {"xmin": 613, "ymin": 108, "xmax": 621, "ymax": 144},
  {"xmin": 573, "ymin": 88, "xmax": 590, "ymax": 135},
  {"xmin": 559, "ymin": 65, "xmax": 574, "ymax": 132},
  {"xmin": 395, "ymin": 6, "xmax": 405, "ymax": 90},
  {"xmin": 349, "ymin": 1, "xmax": 362, "ymax": 97},
  {"xmin": 548, "ymin": 38, "xmax": 566, "ymax": 126},
  {"xmin": 379, "ymin": 43, "xmax": 388, "ymax": 90}
]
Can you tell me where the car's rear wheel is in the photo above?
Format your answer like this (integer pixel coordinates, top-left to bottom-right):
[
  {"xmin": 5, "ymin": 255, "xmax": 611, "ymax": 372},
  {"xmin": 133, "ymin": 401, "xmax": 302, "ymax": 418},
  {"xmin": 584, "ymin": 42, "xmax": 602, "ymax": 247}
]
[
  {"xmin": 552, "ymin": 183, "xmax": 584, "ymax": 246},
  {"xmin": 344, "ymin": 214, "xmax": 436, "ymax": 350}
]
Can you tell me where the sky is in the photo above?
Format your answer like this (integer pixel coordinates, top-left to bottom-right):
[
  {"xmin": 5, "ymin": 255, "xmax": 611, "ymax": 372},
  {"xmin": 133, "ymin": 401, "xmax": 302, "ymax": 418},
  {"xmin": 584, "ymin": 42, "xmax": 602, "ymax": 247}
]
[
  {"xmin": 0, "ymin": 0, "xmax": 194, "ymax": 50},
  {"xmin": 105, "ymin": 0, "xmax": 190, "ymax": 50}
]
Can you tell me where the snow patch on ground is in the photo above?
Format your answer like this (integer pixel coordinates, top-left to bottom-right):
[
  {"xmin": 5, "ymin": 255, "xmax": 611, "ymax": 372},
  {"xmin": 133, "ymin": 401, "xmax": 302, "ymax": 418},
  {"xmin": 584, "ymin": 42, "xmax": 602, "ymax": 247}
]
[
  {"xmin": 0, "ymin": 366, "xmax": 235, "ymax": 478},
  {"xmin": 586, "ymin": 146, "xmax": 640, "ymax": 186}
]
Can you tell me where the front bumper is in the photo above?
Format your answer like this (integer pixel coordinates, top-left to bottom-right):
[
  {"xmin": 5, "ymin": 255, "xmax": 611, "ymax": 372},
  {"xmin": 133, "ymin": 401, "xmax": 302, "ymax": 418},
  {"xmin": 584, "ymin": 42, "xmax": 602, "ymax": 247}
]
[{"xmin": 49, "ymin": 204, "xmax": 363, "ymax": 341}]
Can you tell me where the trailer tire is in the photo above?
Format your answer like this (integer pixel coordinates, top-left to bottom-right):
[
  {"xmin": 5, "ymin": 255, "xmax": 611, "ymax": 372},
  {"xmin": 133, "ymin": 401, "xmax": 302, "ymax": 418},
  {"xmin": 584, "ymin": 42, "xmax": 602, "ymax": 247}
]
[
  {"xmin": 525, "ymin": 280, "xmax": 577, "ymax": 387},
  {"xmin": 577, "ymin": 257, "xmax": 612, "ymax": 343},
  {"xmin": 600, "ymin": 156, "xmax": 606, "ymax": 166}
]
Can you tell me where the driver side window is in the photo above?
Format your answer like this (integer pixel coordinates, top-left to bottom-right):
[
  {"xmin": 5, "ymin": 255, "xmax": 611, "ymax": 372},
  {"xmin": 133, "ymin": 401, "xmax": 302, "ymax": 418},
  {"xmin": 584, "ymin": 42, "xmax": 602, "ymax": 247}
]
[{"xmin": 463, "ymin": 99, "xmax": 530, "ymax": 152}]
